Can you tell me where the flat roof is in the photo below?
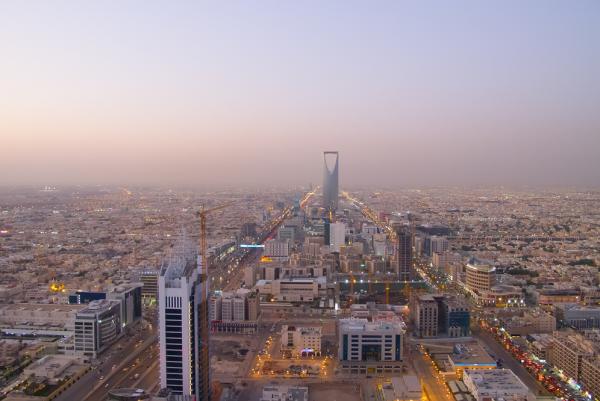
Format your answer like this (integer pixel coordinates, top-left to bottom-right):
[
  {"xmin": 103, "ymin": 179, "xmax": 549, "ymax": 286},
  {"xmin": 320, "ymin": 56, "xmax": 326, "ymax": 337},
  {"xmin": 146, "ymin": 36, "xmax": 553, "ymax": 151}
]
[
  {"xmin": 464, "ymin": 369, "xmax": 528, "ymax": 393},
  {"xmin": 450, "ymin": 342, "xmax": 496, "ymax": 367}
]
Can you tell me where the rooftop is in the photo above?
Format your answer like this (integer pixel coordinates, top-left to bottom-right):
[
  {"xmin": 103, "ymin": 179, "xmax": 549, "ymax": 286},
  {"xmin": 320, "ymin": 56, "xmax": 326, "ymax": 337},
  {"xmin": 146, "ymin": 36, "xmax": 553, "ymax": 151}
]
[
  {"xmin": 463, "ymin": 369, "xmax": 529, "ymax": 394},
  {"xmin": 449, "ymin": 342, "xmax": 496, "ymax": 367}
]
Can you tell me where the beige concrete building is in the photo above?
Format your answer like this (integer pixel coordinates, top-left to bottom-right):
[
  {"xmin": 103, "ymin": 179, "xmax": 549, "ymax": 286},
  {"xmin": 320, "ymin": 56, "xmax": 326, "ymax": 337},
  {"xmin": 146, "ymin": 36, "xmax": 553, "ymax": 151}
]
[
  {"xmin": 280, "ymin": 325, "xmax": 322, "ymax": 357},
  {"xmin": 465, "ymin": 262, "xmax": 496, "ymax": 294},
  {"xmin": 581, "ymin": 356, "xmax": 600, "ymax": 400},
  {"xmin": 548, "ymin": 332, "xmax": 595, "ymax": 381},
  {"xmin": 0, "ymin": 304, "xmax": 84, "ymax": 331},
  {"xmin": 462, "ymin": 369, "xmax": 531, "ymax": 401},
  {"xmin": 415, "ymin": 294, "xmax": 438, "ymax": 338}
]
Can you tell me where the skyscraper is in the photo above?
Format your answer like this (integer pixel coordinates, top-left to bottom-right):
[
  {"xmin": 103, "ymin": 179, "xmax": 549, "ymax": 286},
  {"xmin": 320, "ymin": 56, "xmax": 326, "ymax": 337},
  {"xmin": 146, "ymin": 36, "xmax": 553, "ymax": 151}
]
[
  {"xmin": 396, "ymin": 227, "xmax": 412, "ymax": 282},
  {"xmin": 158, "ymin": 236, "xmax": 209, "ymax": 400},
  {"xmin": 323, "ymin": 151, "xmax": 339, "ymax": 212}
]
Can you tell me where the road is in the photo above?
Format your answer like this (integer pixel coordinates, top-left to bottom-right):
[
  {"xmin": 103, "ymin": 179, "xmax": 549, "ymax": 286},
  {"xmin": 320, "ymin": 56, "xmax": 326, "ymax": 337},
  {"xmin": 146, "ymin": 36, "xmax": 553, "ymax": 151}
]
[
  {"xmin": 473, "ymin": 328, "xmax": 549, "ymax": 396},
  {"xmin": 211, "ymin": 189, "xmax": 317, "ymax": 293},
  {"xmin": 55, "ymin": 325, "xmax": 157, "ymax": 401},
  {"xmin": 85, "ymin": 342, "xmax": 159, "ymax": 401},
  {"xmin": 62, "ymin": 193, "xmax": 313, "ymax": 400},
  {"xmin": 408, "ymin": 346, "xmax": 454, "ymax": 401}
]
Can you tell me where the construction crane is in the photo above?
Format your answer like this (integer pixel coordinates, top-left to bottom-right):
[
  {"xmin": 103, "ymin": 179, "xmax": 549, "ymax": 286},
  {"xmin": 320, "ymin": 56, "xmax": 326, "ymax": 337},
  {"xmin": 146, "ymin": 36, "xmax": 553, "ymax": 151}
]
[
  {"xmin": 385, "ymin": 284, "xmax": 390, "ymax": 305},
  {"xmin": 196, "ymin": 202, "xmax": 234, "ymax": 401},
  {"xmin": 197, "ymin": 202, "xmax": 236, "ymax": 274}
]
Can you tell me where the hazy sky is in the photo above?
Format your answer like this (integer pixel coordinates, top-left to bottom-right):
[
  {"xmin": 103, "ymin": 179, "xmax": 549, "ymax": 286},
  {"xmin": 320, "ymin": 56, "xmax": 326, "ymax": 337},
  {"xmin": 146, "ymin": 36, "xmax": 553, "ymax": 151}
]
[{"xmin": 1, "ymin": 1, "xmax": 599, "ymax": 188}]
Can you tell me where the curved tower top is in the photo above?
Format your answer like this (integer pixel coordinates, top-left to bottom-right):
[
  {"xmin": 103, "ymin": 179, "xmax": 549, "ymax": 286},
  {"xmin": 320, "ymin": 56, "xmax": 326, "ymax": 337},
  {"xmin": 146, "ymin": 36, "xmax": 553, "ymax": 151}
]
[{"xmin": 323, "ymin": 151, "xmax": 339, "ymax": 212}]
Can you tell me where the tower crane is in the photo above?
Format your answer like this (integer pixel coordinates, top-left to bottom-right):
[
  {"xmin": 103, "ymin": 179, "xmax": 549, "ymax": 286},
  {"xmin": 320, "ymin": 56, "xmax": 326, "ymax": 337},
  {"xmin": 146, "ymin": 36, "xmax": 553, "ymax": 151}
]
[
  {"xmin": 196, "ymin": 201, "xmax": 234, "ymax": 400},
  {"xmin": 197, "ymin": 202, "xmax": 236, "ymax": 275}
]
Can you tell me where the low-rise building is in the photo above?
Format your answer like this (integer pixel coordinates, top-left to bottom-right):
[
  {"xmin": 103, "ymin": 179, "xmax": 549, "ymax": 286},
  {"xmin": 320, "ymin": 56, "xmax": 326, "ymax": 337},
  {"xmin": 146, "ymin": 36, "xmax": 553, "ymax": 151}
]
[
  {"xmin": 462, "ymin": 369, "xmax": 531, "ymax": 401},
  {"xmin": 537, "ymin": 289, "xmax": 581, "ymax": 305},
  {"xmin": 558, "ymin": 305, "xmax": 600, "ymax": 330},
  {"xmin": 0, "ymin": 304, "xmax": 84, "ymax": 331},
  {"xmin": 209, "ymin": 289, "xmax": 260, "ymax": 334},
  {"xmin": 280, "ymin": 325, "xmax": 321, "ymax": 357},
  {"xmin": 256, "ymin": 277, "xmax": 326, "ymax": 303},
  {"xmin": 448, "ymin": 342, "xmax": 497, "ymax": 378},
  {"xmin": 377, "ymin": 376, "xmax": 422, "ymax": 401},
  {"xmin": 503, "ymin": 309, "xmax": 556, "ymax": 336},
  {"xmin": 260, "ymin": 385, "xmax": 308, "ymax": 401}
]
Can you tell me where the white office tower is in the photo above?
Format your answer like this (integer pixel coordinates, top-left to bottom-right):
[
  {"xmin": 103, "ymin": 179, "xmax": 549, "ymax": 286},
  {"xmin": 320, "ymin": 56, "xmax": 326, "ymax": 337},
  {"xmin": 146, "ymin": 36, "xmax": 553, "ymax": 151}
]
[
  {"xmin": 329, "ymin": 222, "xmax": 346, "ymax": 253},
  {"xmin": 158, "ymin": 236, "xmax": 208, "ymax": 400}
]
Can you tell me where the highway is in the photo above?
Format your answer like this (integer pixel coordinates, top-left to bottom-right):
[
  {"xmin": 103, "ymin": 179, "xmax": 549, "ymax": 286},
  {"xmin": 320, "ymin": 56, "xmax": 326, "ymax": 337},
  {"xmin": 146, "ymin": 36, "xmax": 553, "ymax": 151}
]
[
  {"xmin": 211, "ymin": 189, "xmax": 317, "ymax": 292},
  {"xmin": 408, "ymin": 346, "xmax": 454, "ymax": 401},
  {"xmin": 55, "ymin": 324, "xmax": 157, "ymax": 401},
  {"xmin": 85, "ymin": 341, "xmax": 159, "ymax": 401},
  {"xmin": 58, "ymin": 191, "xmax": 316, "ymax": 400},
  {"xmin": 473, "ymin": 328, "xmax": 549, "ymax": 396}
]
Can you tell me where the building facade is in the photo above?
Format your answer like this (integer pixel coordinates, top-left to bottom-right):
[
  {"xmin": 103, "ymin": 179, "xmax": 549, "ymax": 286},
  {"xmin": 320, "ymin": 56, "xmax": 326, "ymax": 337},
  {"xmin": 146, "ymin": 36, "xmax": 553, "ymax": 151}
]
[
  {"xmin": 107, "ymin": 284, "xmax": 142, "ymax": 328},
  {"xmin": 548, "ymin": 332, "xmax": 595, "ymax": 381},
  {"xmin": 322, "ymin": 151, "xmax": 339, "ymax": 212},
  {"xmin": 338, "ymin": 317, "xmax": 405, "ymax": 375},
  {"xmin": 280, "ymin": 325, "xmax": 322, "ymax": 357},
  {"xmin": 74, "ymin": 299, "xmax": 122, "ymax": 358},
  {"xmin": 158, "ymin": 239, "xmax": 209, "ymax": 401},
  {"xmin": 462, "ymin": 369, "xmax": 530, "ymax": 401},
  {"xmin": 465, "ymin": 263, "xmax": 496, "ymax": 294},
  {"xmin": 208, "ymin": 289, "xmax": 260, "ymax": 334},
  {"xmin": 396, "ymin": 228, "xmax": 412, "ymax": 282},
  {"xmin": 415, "ymin": 295, "xmax": 438, "ymax": 337}
]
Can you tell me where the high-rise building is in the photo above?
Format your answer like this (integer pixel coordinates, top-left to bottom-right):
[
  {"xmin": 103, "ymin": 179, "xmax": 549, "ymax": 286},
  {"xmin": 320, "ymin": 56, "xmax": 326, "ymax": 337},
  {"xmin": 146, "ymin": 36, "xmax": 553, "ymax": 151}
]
[
  {"xmin": 158, "ymin": 238, "xmax": 209, "ymax": 400},
  {"xmin": 414, "ymin": 294, "xmax": 470, "ymax": 338},
  {"xmin": 396, "ymin": 228, "xmax": 412, "ymax": 281},
  {"xmin": 415, "ymin": 295, "xmax": 439, "ymax": 337},
  {"xmin": 328, "ymin": 222, "xmax": 346, "ymax": 253},
  {"xmin": 323, "ymin": 151, "xmax": 339, "ymax": 212}
]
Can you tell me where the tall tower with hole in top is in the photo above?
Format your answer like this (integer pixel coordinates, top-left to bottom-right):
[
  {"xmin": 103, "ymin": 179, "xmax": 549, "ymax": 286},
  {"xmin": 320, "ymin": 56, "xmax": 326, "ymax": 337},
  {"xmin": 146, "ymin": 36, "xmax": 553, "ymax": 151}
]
[{"xmin": 323, "ymin": 151, "xmax": 339, "ymax": 213}]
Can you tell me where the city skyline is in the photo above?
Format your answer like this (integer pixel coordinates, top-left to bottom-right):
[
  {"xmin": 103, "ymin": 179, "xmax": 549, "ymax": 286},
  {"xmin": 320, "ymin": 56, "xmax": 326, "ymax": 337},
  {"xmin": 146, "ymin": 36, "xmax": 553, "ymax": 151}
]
[
  {"xmin": 1, "ymin": 1, "xmax": 599, "ymax": 187},
  {"xmin": 1, "ymin": 3, "xmax": 600, "ymax": 401}
]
